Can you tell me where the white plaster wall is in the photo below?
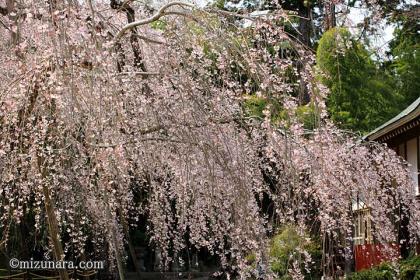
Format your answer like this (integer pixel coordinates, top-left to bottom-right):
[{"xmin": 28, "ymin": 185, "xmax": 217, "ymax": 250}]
[{"xmin": 406, "ymin": 138, "xmax": 419, "ymax": 195}]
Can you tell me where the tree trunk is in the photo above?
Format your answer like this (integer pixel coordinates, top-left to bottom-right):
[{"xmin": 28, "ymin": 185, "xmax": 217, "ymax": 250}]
[
  {"xmin": 121, "ymin": 212, "xmax": 142, "ymax": 279},
  {"xmin": 6, "ymin": 0, "xmax": 19, "ymax": 45},
  {"xmin": 104, "ymin": 193, "xmax": 125, "ymax": 280},
  {"xmin": 324, "ymin": 3, "xmax": 336, "ymax": 31},
  {"xmin": 41, "ymin": 182, "xmax": 70, "ymax": 280},
  {"xmin": 298, "ymin": 5, "xmax": 312, "ymax": 47},
  {"xmin": 38, "ymin": 100, "xmax": 70, "ymax": 280},
  {"xmin": 297, "ymin": 5, "xmax": 312, "ymax": 104}
]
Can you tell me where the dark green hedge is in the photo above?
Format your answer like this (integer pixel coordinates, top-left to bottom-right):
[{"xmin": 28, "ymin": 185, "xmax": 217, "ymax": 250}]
[{"xmin": 348, "ymin": 255, "xmax": 420, "ymax": 280}]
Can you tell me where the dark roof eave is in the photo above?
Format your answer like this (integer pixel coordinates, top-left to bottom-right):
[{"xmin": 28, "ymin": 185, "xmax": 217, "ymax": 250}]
[{"xmin": 364, "ymin": 97, "xmax": 420, "ymax": 141}]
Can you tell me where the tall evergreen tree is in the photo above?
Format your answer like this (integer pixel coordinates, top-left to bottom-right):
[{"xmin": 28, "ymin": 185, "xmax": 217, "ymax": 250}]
[
  {"xmin": 388, "ymin": 6, "xmax": 420, "ymax": 108},
  {"xmin": 316, "ymin": 28, "xmax": 400, "ymax": 132}
]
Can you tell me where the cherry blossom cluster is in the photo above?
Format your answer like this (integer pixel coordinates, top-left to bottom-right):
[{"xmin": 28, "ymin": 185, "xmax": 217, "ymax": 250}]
[{"xmin": 0, "ymin": 0, "xmax": 417, "ymax": 279}]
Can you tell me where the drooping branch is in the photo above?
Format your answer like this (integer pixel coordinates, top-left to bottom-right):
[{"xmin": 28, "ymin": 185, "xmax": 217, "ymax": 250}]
[
  {"xmin": 88, "ymin": 117, "xmax": 246, "ymax": 148},
  {"xmin": 111, "ymin": 0, "xmax": 147, "ymax": 71},
  {"xmin": 113, "ymin": 71, "xmax": 161, "ymax": 76},
  {"xmin": 114, "ymin": 1, "xmax": 194, "ymax": 42}
]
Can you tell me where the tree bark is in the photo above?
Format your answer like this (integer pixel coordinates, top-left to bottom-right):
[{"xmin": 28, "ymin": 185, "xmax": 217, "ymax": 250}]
[
  {"xmin": 37, "ymin": 100, "xmax": 70, "ymax": 280},
  {"xmin": 324, "ymin": 3, "xmax": 336, "ymax": 31},
  {"xmin": 297, "ymin": 5, "xmax": 312, "ymax": 104},
  {"xmin": 6, "ymin": 0, "xmax": 19, "ymax": 45},
  {"xmin": 104, "ymin": 191, "xmax": 125, "ymax": 280},
  {"xmin": 121, "ymin": 212, "xmax": 142, "ymax": 279},
  {"xmin": 297, "ymin": 5, "xmax": 311, "ymax": 47}
]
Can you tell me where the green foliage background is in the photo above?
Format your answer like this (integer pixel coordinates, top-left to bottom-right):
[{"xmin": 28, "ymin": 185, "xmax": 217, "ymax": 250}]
[{"xmin": 316, "ymin": 28, "xmax": 401, "ymax": 133}]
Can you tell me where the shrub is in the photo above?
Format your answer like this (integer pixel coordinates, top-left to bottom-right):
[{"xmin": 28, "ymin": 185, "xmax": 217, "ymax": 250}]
[
  {"xmin": 269, "ymin": 225, "xmax": 322, "ymax": 279},
  {"xmin": 400, "ymin": 255, "xmax": 420, "ymax": 280},
  {"xmin": 348, "ymin": 255, "xmax": 420, "ymax": 280},
  {"xmin": 347, "ymin": 263, "xmax": 396, "ymax": 280}
]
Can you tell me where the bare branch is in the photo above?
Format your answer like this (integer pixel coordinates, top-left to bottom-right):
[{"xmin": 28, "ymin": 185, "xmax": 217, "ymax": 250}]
[
  {"xmin": 114, "ymin": 1, "xmax": 194, "ymax": 42},
  {"xmin": 88, "ymin": 117, "xmax": 244, "ymax": 148},
  {"xmin": 114, "ymin": 71, "xmax": 161, "ymax": 76}
]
